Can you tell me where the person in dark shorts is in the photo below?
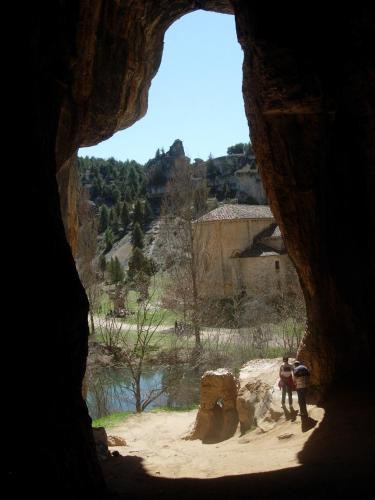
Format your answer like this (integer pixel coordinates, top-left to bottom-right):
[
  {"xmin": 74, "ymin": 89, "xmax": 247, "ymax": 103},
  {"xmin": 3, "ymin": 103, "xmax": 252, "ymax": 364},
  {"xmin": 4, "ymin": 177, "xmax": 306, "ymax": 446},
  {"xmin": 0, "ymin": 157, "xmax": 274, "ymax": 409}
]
[{"xmin": 293, "ymin": 360, "xmax": 310, "ymax": 417}]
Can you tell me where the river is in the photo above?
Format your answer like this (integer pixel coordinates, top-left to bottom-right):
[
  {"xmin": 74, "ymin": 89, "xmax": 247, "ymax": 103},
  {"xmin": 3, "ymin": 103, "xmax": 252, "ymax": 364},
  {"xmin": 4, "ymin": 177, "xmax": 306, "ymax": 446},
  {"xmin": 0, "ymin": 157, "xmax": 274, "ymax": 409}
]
[{"xmin": 86, "ymin": 365, "xmax": 201, "ymax": 419}]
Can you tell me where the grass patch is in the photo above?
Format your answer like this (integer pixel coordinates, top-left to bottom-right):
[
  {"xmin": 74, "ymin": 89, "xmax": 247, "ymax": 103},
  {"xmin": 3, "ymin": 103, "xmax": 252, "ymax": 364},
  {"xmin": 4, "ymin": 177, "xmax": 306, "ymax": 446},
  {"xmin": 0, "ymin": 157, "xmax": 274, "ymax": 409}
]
[
  {"xmin": 98, "ymin": 292, "xmax": 111, "ymax": 315},
  {"xmin": 92, "ymin": 411, "xmax": 133, "ymax": 428},
  {"xmin": 97, "ymin": 272, "xmax": 183, "ymax": 327},
  {"xmin": 92, "ymin": 406, "xmax": 199, "ymax": 429},
  {"xmin": 150, "ymin": 404, "xmax": 199, "ymax": 413},
  {"xmin": 93, "ymin": 327, "xmax": 183, "ymax": 352}
]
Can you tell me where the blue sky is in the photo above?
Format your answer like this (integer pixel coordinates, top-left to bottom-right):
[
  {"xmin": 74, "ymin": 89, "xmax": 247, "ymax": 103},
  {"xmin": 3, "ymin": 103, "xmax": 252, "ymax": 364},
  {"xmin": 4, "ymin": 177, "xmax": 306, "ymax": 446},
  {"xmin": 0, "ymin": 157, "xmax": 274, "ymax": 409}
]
[{"xmin": 79, "ymin": 11, "xmax": 250, "ymax": 164}]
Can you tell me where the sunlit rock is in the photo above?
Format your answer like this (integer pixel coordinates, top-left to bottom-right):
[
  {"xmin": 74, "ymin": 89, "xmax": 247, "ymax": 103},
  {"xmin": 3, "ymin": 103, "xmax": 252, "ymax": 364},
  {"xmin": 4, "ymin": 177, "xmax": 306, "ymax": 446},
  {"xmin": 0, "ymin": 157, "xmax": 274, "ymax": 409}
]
[{"xmin": 185, "ymin": 368, "xmax": 238, "ymax": 442}]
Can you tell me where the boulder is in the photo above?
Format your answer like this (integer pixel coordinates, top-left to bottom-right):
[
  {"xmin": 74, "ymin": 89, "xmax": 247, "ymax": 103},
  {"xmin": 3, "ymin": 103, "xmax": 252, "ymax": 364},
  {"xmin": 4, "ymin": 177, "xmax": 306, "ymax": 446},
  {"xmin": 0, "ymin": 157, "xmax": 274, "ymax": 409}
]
[
  {"xmin": 237, "ymin": 379, "xmax": 273, "ymax": 433},
  {"xmin": 185, "ymin": 368, "xmax": 239, "ymax": 442},
  {"xmin": 107, "ymin": 435, "xmax": 127, "ymax": 447},
  {"xmin": 92, "ymin": 427, "xmax": 111, "ymax": 461},
  {"xmin": 236, "ymin": 358, "xmax": 281, "ymax": 434}
]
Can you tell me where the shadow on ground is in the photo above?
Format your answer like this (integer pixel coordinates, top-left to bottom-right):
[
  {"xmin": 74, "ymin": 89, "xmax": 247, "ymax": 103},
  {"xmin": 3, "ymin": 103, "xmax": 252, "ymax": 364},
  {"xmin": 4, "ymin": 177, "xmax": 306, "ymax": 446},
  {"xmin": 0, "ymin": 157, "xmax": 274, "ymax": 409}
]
[{"xmin": 101, "ymin": 390, "xmax": 375, "ymax": 499}]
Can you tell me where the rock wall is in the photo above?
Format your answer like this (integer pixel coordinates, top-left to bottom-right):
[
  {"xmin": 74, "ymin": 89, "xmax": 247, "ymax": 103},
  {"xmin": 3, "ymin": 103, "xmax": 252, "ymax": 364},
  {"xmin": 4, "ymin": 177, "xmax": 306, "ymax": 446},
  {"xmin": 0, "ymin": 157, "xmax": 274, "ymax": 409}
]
[
  {"xmin": 20, "ymin": 0, "xmax": 374, "ymax": 495},
  {"xmin": 232, "ymin": 1, "xmax": 375, "ymax": 390}
]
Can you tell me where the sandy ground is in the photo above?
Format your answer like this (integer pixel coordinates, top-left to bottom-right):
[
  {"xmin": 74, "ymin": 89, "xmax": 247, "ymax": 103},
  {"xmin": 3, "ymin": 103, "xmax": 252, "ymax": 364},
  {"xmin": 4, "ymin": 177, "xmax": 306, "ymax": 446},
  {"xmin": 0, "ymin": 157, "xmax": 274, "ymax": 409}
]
[
  {"xmin": 107, "ymin": 402, "xmax": 324, "ymax": 479},
  {"xmin": 100, "ymin": 382, "xmax": 375, "ymax": 499}
]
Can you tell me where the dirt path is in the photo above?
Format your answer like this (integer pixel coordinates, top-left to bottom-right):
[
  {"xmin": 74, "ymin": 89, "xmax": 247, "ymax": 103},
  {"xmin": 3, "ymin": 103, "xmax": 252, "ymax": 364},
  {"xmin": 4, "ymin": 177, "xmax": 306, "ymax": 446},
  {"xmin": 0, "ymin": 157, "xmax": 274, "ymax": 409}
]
[
  {"xmin": 106, "ymin": 403, "xmax": 324, "ymax": 479},
  {"xmin": 93, "ymin": 316, "xmax": 270, "ymax": 342},
  {"xmin": 103, "ymin": 358, "xmax": 324, "ymax": 479},
  {"xmin": 100, "ymin": 363, "xmax": 375, "ymax": 500}
]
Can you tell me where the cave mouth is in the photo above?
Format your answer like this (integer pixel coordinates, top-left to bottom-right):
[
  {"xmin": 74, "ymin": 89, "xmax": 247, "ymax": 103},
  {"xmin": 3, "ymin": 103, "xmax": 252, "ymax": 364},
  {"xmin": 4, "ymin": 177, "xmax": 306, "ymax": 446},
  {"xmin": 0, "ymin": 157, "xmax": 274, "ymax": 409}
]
[
  {"xmin": 76, "ymin": 9, "xmax": 306, "ymax": 435},
  {"xmin": 20, "ymin": 2, "xmax": 374, "ymax": 497}
]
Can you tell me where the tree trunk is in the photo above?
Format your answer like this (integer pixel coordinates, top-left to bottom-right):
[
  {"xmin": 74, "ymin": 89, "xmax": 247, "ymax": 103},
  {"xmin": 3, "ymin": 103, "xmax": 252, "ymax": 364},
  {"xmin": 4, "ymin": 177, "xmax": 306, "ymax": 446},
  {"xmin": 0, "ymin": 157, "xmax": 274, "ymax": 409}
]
[
  {"xmin": 190, "ymin": 222, "xmax": 201, "ymax": 347},
  {"xmin": 89, "ymin": 309, "xmax": 95, "ymax": 336},
  {"xmin": 135, "ymin": 376, "xmax": 142, "ymax": 413}
]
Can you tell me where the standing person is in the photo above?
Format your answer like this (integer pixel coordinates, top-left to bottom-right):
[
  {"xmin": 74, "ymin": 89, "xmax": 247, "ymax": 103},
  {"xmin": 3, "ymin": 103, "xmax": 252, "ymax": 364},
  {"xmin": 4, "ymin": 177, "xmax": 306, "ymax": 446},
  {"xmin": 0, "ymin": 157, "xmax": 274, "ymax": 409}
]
[
  {"xmin": 279, "ymin": 356, "xmax": 294, "ymax": 407},
  {"xmin": 293, "ymin": 360, "xmax": 310, "ymax": 417}
]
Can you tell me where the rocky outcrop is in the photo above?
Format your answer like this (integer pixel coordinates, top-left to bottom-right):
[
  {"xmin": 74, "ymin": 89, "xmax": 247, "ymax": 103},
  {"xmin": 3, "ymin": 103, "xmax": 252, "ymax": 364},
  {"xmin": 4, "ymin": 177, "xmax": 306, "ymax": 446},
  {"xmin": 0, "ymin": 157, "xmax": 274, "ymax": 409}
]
[
  {"xmin": 168, "ymin": 139, "xmax": 185, "ymax": 158},
  {"xmin": 237, "ymin": 379, "xmax": 272, "ymax": 433},
  {"xmin": 236, "ymin": 359, "xmax": 280, "ymax": 433},
  {"xmin": 206, "ymin": 153, "xmax": 267, "ymax": 204},
  {"xmin": 145, "ymin": 139, "xmax": 189, "ymax": 208},
  {"xmin": 186, "ymin": 368, "xmax": 239, "ymax": 442}
]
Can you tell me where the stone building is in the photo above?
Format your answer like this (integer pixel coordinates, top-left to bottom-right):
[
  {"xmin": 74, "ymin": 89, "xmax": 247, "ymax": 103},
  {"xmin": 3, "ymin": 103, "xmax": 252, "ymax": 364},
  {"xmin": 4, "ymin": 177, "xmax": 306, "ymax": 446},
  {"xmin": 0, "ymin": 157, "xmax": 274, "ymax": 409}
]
[{"xmin": 194, "ymin": 204, "xmax": 299, "ymax": 299}]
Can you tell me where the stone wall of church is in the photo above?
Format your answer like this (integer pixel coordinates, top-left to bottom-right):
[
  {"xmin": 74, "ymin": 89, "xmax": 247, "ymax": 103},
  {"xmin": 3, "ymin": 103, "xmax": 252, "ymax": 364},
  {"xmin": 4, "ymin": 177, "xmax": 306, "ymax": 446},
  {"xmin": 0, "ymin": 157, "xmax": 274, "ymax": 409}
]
[
  {"xmin": 232, "ymin": 254, "xmax": 299, "ymax": 298},
  {"xmin": 196, "ymin": 218, "xmax": 276, "ymax": 297}
]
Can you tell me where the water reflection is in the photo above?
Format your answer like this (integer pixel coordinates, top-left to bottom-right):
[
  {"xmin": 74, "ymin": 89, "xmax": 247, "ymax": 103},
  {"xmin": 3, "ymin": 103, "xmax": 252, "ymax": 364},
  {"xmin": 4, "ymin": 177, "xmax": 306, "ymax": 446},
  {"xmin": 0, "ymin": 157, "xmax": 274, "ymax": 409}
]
[{"xmin": 86, "ymin": 365, "xmax": 200, "ymax": 419}]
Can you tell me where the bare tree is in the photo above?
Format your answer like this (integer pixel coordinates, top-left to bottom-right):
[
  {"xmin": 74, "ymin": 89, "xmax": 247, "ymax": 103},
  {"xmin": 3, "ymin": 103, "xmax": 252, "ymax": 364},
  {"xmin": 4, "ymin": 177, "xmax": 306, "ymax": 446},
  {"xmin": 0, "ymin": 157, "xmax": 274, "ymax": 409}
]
[
  {"xmin": 160, "ymin": 161, "xmax": 209, "ymax": 349},
  {"xmin": 118, "ymin": 283, "xmax": 175, "ymax": 413},
  {"xmin": 95, "ymin": 314, "xmax": 124, "ymax": 353},
  {"xmin": 108, "ymin": 281, "xmax": 129, "ymax": 317},
  {"xmin": 274, "ymin": 290, "xmax": 306, "ymax": 355}
]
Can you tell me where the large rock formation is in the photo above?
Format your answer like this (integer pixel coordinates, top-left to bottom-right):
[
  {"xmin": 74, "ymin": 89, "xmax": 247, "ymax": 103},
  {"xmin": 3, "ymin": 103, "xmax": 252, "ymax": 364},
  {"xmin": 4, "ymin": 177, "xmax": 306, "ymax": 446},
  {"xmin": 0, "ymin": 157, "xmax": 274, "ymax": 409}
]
[
  {"xmin": 236, "ymin": 359, "xmax": 280, "ymax": 433},
  {"xmin": 19, "ymin": 0, "xmax": 375, "ymax": 495},
  {"xmin": 206, "ymin": 152, "xmax": 267, "ymax": 204},
  {"xmin": 146, "ymin": 139, "xmax": 189, "ymax": 210},
  {"xmin": 232, "ymin": 2, "xmax": 375, "ymax": 392},
  {"xmin": 186, "ymin": 369, "xmax": 239, "ymax": 442}
]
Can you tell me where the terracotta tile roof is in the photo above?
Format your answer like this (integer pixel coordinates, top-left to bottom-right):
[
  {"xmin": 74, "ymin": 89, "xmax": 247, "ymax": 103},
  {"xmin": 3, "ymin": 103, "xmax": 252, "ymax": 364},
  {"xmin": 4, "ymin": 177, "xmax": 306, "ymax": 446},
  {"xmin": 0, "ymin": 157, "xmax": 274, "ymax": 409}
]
[{"xmin": 195, "ymin": 204, "xmax": 274, "ymax": 222}]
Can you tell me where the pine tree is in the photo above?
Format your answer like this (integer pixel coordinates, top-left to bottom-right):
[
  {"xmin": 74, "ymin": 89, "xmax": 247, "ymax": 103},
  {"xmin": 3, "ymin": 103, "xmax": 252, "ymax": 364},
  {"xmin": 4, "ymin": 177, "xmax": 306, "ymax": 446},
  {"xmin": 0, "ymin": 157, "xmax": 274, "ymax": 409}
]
[
  {"xmin": 104, "ymin": 228, "xmax": 114, "ymax": 253},
  {"xmin": 128, "ymin": 166, "xmax": 139, "ymax": 195},
  {"xmin": 115, "ymin": 201, "xmax": 122, "ymax": 218},
  {"xmin": 108, "ymin": 256, "xmax": 124, "ymax": 283},
  {"xmin": 132, "ymin": 200, "xmax": 144, "ymax": 226},
  {"xmin": 123, "ymin": 186, "xmax": 133, "ymax": 203},
  {"xmin": 206, "ymin": 156, "xmax": 219, "ymax": 180},
  {"xmin": 131, "ymin": 222, "xmax": 144, "ymax": 249},
  {"xmin": 111, "ymin": 215, "xmax": 119, "ymax": 235},
  {"xmin": 109, "ymin": 207, "xmax": 115, "ymax": 225},
  {"xmin": 111, "ymin": 186, "xmax": 121, "ymax": 204},
  {"xmin": 193, "ymin": 184, "xmax": 209, "ymax": 217},
  {"xmin": 99, "ymin": 254, "xmax": 107, "ymax": 279},
  {"xmin": 99, "ymin": 205, "xmax": 109, "ymax": 233},
  {"xmin": 91, "ymin": 177, "xmax": 102, "ymax": 200},
  {"xmin": 127, "ymin": 247, "xmax": 151, "ymax": 282},
  {"xmin": 143, "ymin": 199, "xmax": 154, "ymax": 226},
  {"xmin": 223, "ymin": 183, "xmax": 231, "ymax": 200},
  {"xmin": 121, "ymin": 202, "xmax": 130, "ymax": 233}
]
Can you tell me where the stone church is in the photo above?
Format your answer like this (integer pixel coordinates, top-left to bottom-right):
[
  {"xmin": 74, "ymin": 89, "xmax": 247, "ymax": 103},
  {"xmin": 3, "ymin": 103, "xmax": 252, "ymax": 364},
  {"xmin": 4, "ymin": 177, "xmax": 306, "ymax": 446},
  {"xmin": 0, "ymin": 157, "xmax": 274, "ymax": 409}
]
[{"xmin": 194, "ymin": 204, "xmax": 299, "ymax": 300}]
